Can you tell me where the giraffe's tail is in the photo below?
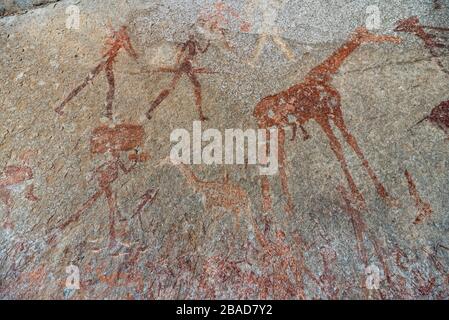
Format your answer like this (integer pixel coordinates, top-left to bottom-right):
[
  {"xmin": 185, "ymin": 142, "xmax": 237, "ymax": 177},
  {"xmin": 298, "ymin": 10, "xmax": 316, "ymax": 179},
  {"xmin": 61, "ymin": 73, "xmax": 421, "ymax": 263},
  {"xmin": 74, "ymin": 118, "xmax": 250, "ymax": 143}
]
[{"xmin": 408, "ymin": 116, "xmax": 430, "ymax": 132}]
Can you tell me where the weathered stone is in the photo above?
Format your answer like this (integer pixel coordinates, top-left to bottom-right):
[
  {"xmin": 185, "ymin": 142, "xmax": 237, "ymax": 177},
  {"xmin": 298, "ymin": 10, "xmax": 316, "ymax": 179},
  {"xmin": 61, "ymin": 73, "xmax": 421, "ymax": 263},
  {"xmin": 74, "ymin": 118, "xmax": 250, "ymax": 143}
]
[{"xmin": 0, "ymin": 0, "xmax": 448, "ymax": 299}]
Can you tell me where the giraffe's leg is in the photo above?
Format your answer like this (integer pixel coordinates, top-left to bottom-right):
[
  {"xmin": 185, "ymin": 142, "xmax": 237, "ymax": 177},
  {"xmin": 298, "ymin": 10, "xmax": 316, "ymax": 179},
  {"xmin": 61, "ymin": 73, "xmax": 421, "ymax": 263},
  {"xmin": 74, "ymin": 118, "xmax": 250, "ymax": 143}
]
[
  {"xmin": 59, "ymin": 189, "xmax": 103, "ymax": 230},
  {"xmin": 332, "ymin": 108, "xmax": 392, "ymax": 202},
  {"xmin": 299, "ymin": 125, "xmax": 310, "ymax": 141},
  {"xmin": 260, "ymin": 129, "xmax": 273, "ymax": 212},
  {"xmin": 188, "ymin": 73, "xmax": 208, "ymax": 121},
  {"xmin": 338, "ymin": 185, "xmax": 368, "ymax": 266},
  {"xmin": 278, "ymin": 128, "xmax": 294, "ymax": 214},
  {"xmin": 272, "ymin": 35, "xmax": 295, "ymax": 61},
  {"xmin": 104, "ymin": 186, "xmax": 118, "ymax": 245},
  {"xmin": 371, "ymin": 235, "xmax": 392, "ymax": 286},
  {"xmin": 250, "ymin": 34, "xmax": 268, "ymax": 65},
  {"xmin": 261, "ymin": 176, "xmax": 272, "ymax": 212},
  {"xmin": 234, "ymin": 207, "xmax": 242, "ymax": 233},
  {"xmin": 105, "ymin": 63, "xmax": 115, "ymax": 119},
  {"xmin": 147, "ymin": 72, "xmax": 182, "ymax": 120},
  {"xmin": 318, "ymin": 119, "xmax": 365, "ymax": 207},
  {"xmin": 0, "ymin": 188, "xmax": 13, "ymax": 229}
]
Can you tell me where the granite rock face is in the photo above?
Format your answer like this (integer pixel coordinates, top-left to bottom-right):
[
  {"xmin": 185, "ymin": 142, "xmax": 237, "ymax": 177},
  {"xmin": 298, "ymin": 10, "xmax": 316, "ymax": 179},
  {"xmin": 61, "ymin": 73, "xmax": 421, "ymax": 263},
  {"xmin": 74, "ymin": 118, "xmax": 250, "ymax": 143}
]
[
  {"xmin": 0, "ymin": 0, "xmax": 59, "ymax": 16},
  {"xmin": 0, "ymin": 0, "xmax": 448, "ymax": 299}
]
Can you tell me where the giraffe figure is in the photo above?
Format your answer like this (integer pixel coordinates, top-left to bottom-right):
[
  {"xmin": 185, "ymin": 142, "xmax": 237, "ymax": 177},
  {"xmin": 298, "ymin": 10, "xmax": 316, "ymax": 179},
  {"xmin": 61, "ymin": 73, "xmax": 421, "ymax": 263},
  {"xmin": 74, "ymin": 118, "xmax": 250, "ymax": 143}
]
[
  {"xmin": 55, "ymin": 26, "xmax": 138, "ymax": 119},
  {"xmin": 254, "ymin": 27, "xmax": 400, "ymax": 213},
  {"xmin": 395, "ymin": 16, "xmax": 449, "ymax": 75},
  {"xmin": 158, "ymin": 157, "xmax": 252, "ymax": 232},
  {"xmin": 246, "ymin": 0, "xmax": 295, "ymax": 64}
]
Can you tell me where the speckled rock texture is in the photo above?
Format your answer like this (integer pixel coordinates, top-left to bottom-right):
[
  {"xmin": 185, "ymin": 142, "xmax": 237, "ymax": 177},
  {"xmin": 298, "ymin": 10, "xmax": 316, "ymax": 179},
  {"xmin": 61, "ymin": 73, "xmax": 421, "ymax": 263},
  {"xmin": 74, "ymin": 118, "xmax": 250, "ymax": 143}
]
[
  {"xmin": 0, "ymin": 0, "xmax": 448, "ymax": 299},
  {"xmin": 0, "ymin": 0, "xmax": 58, "ymax": 16}
]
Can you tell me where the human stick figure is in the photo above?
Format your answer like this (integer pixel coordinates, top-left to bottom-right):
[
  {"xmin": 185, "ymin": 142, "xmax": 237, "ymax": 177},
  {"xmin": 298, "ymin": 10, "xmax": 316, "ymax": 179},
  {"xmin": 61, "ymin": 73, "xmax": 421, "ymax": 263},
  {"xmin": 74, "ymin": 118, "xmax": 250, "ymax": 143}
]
[
  {"xmin": 55, "ymin": 26, "xmax": 138, "ymax": 119},
  {"xmin": 246, "ymin": 0, "xmax": 295, "ymax": 65},
  {"xmin": 56, "ymin": 124, "xmax": 149, "ymax": 248},
  {"xmin": 145, "ymin": 34, "xmax": 213, "ymax": 121}
]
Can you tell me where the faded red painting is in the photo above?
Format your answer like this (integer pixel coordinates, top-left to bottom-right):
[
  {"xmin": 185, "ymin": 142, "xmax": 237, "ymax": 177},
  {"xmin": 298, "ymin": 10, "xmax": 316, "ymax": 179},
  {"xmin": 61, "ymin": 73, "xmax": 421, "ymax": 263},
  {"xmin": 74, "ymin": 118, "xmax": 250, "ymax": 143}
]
[{"xmin": 254, "ymin": 27, "xmax": 400, "ymax": 213}]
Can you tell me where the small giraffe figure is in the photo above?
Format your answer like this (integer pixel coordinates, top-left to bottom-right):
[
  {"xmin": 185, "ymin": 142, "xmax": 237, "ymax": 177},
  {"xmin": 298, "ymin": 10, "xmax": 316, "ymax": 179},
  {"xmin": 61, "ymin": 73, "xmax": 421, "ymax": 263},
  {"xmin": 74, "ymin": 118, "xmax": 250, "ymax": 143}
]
[
  {"xmin": 55, "ymin": 26, "xmax": 138, "ymax": 119},
  {"xmin": 246, "ymin": 0, "xmax": 295, "ymax": 64},
  {"xmin": 56, "ymin": 124, "xmax": 149, "ymax": 248},
  {"xmin": 159, "ymin": 157, "xmax": 252, "ymax": 231},
  {"xmin": 404, "ymin": 170, "xmax": 433, "ymax": 225},
  {"xmin": 0, "ymin": 152, "xmax": 39, "ymax": 230},
  {"xmin": 146, "ymin": 35, "xmax": 213, "ymax": 121},
  {"xmin": 254, "ymin": 27, "xmax": 400, "ymax": 213},
  {"xmin": 395, "ymin": 16, "xmax": 449, "ymax": 74}
]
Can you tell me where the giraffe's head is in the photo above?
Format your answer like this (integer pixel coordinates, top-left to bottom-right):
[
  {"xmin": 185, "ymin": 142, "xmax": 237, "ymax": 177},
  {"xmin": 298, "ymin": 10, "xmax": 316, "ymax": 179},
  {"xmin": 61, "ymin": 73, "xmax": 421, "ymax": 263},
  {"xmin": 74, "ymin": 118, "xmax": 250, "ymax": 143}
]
[
  {"xmin": 395, "ymin": 16, "xmax": 421, "ymax": 33},
  {"xmin": 352, "ymin": 27, "xmax": 401, "ymax": 44}
]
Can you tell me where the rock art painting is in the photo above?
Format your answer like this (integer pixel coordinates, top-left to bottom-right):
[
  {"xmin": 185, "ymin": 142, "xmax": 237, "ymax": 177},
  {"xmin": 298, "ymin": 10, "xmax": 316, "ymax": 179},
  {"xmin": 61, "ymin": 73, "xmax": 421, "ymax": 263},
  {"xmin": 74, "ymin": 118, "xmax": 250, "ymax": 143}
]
[
  {"xmin": 404, "ymin": 170, "xmax": 433, "ymax": 225},
  {"xmin": 158, "ymin": 157, "xmax": 252, "ymax": 233},
  {"xmin": 395, "ymin": 16, "xmax": 449, "ymax": 74},
  {"xmin": 246, "ymin": 0, "xmax": 296, "ymax": 64},
  {"xmin": 197, "ymin": 1, "xmax": 250, "ymax": 50},
  {"xmin": 55, "ymin": 26, "xmax": 138, "ymax": 119},
  {"xmin": 255, "ymin": 27, "xmax": 400, "ymax": 213},
  {"xmin": 415, "ymin": 100, "xmax": 449, "ymax": 137},
  {"xmin": 54, "ymin": 124, "xmax": 150, "ymax": 251},
  {"xmin": 145, "ymin": 35, "xmax": 213, "ymax": 121},
  {"xmin": 1, "ymin": 0, "xmax": 449, "ymax": 301}
]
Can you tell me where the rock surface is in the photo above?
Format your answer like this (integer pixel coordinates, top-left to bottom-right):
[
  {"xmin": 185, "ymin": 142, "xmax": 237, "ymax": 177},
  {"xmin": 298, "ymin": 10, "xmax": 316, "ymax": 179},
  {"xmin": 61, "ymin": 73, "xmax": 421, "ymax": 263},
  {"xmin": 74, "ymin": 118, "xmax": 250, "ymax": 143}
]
[{"xmin": 0, "ymin": 0, "xmax": 448, "ymax": 299}]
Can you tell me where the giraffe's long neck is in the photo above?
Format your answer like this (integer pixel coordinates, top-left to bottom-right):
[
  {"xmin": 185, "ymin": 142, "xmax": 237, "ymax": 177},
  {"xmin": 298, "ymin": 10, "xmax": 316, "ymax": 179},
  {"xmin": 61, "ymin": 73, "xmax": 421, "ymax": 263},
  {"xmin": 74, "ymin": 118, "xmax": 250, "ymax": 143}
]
[
  {"xmin": 177, "ymin": 164, "xmax": 203, "ymax": 189},
  {"xmin": 306, "ymin": 37, "xmax": 361, "ymax": 82},
  {"xmin": 413, "ymin": 27, "xmax": 439, "ymax": 48}
]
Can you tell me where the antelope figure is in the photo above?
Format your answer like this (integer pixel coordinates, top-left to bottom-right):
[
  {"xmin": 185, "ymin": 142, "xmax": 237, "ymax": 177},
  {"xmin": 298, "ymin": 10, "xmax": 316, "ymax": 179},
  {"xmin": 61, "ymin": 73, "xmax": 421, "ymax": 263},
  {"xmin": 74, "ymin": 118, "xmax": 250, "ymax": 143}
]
[
  {"xmin": 159, "ymin": 158, "xmax": 252, "ymax": 231},
  {"xmin": 254, "ymin": 27, "xmax": 400, "ymax": 213}
]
